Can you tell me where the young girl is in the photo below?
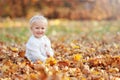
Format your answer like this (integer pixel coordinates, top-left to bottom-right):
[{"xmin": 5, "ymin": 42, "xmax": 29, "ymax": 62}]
[{"xmin": 25, "ymin": 15, "xmax": 54, "ymax": 63}]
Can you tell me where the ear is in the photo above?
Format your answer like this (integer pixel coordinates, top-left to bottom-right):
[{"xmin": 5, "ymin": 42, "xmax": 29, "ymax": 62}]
[{"xmin": 30, "ymin": 26, "xmax": 32, "ymax": 30}]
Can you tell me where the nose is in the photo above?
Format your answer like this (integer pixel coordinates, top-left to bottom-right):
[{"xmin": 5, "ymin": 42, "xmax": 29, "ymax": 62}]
[{"xmin": 39, "ymin": 29, "xmax": 44, "ymax": 33}]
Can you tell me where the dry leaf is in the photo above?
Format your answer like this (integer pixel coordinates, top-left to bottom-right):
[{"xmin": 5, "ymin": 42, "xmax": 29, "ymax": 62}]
[
  {"xmin": 57, "ymin": 60, "xmax": 69, "ymax": 68},
  {"xmin": 9, "ymin": 47, "xmax": 19, "ymax": 52},
  {"xmin": 18, "ymin": 50, "xmax": 25, "ymax": 57},
  {"xmin": 46, "ymin": 57, "xmax": 57, "ymax": 66},
  {"xmin": 73, "ymin": 54, "xmax": 82, "ymax": 61}
]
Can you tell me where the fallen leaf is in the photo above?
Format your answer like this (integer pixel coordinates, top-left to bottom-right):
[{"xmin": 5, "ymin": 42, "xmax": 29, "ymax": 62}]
[
  {"xmin": 9, "ymin": 47, "xmax": 19, "ymax": 52},
  {"xmin": 73, "ymin": 54, "xmax": 82, "ymax": 61},
  {"xmin": 46, "ymin": 57, "xmax": 57, "ymax": 66}
]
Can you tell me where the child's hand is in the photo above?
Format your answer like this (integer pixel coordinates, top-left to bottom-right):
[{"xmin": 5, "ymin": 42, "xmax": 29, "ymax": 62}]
[
  {"xmin": 45, "ymin": 44, "xmax": 50, "ymax": 57},
  {"xmin": 46, "ymin": 52, "xmax": 50, "ymax": 57}
]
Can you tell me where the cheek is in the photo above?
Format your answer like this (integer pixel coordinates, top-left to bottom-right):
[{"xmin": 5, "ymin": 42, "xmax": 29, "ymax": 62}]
[
  {"xmin": 31, "ymin": 29, "xmax": 37, "ymax": 34},
  {"xmin": 43, "ymin": 30, "xmax": 46, "ymax": 33},
  {"xmin": 44, "ymin": 28, "xmax": 46, "ymax": 31}
]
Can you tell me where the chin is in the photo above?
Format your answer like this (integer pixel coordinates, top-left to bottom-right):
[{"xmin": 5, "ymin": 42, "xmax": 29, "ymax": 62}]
[{"xmin": 37, "ymin": 35, "xmax": 43, "ymax": 38}]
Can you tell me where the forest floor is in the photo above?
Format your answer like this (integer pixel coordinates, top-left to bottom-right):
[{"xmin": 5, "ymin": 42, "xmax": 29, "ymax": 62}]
[{"xmin": 0, "ymin": 19, "xmax": 120, "ymax": 80}]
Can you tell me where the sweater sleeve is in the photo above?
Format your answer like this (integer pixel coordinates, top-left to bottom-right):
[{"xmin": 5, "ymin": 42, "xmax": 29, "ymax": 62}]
[{"xmin": 45, "ymin": 37, "xmax": 54, "ymax": 57}]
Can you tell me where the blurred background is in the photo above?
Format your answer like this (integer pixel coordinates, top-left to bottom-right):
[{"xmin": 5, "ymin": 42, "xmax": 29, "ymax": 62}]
[
  {"xmin": 0, "ymin": 0, "xmax": 120, "ymax": 44},
  {"xmin": 0, "ymin": 1, "xmax": 120, "ymax": 79},
  {"xmin": 0, "ymin": 0, "xmax": 120, "ymax": 20}
]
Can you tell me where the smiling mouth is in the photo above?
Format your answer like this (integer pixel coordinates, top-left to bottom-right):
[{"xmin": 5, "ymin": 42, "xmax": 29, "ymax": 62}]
[{"xmin": 37, "ymin": 32, "xmax": 43, "ymax": 35}]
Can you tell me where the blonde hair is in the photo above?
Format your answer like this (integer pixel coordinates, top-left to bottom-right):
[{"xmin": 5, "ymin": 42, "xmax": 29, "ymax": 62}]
[{"xmin": 29, "ymin": 15, "xmax": 48, "ymax": 27}]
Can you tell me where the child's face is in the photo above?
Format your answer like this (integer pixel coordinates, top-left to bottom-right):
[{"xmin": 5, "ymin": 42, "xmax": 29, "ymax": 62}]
[{"xmin": 31, "ymin": 20, "xmax": 47, "ymax": 38}]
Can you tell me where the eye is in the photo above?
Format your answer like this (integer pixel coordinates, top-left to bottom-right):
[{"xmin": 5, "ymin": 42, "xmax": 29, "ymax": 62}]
[
  {"xmin": 35, "ymin": 26, "xmax": 39, "ymax": 29},
  {"xmin": 41, "ymin": 27, "xmax": 45, "ymax": 30}
]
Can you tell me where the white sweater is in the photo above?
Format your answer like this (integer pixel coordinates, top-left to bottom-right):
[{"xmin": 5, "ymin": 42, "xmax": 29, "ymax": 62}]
[{"xmin": 25, "ymin": 35, "xmax": 54, "ymax": 62}]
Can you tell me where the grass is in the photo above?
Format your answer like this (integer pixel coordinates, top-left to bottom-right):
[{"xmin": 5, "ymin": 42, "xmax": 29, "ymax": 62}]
[
  {"xmin": 0, "ymin": 19, "xmax": 120, "ymax": 44},
  {"xmin": 0, "ymin": 27, "xmax": 29, "ymax": 43}
]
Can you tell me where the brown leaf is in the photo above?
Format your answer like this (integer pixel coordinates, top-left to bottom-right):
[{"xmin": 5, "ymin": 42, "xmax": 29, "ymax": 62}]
[
  {"xmin": 18, "ymin": 50, "xmax": 25, "ymax": 57},
  {"xmin": 57, "ymin": 60, "xmax": 69, "ymax": 68}
]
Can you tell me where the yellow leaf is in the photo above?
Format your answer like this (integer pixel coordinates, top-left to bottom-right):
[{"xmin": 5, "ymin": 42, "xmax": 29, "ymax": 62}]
[
  {"xmin": 62, "ymin": 76, "xmax": 70, "ymax": 80},
  {"xmin": 10, "ymin": 47, "xmax": 19, "ymax": 52},
  {"xmin": 108, "ymin": 68, "xmax": 119, "ymax": 73},
  {"xmin": 91, "ymin": 70, "xmax": 100, "ymax": 75},
  {"xmin": 73, "ymin": 54, "xmax": 82, "ymax": 61},
  {"xmin": 30, "ymin": 73, "xmax": 38, "ymax": 79},
  {"xmin": 90, "ymin": 48, "xmax": 95, "ymax": 52},
  {"xmin": 81, "ymin": 77, "xmax": 87, "ymax": 80},
  {"xmin": 72, "ymin": 45, "xmax": 80, "ymax": 49},
  {"xmin": 46, "ymin": 57, "xmax": 57, "ymax": 66}
]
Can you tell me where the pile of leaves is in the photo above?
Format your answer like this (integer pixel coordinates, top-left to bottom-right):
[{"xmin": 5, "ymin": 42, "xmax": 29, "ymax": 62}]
[{"xmin": 0, "ymin": 33, "xmax": 120, "ymax": 80}]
